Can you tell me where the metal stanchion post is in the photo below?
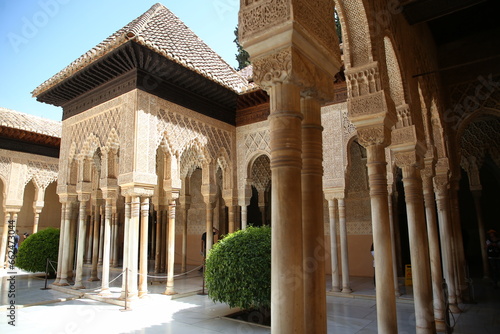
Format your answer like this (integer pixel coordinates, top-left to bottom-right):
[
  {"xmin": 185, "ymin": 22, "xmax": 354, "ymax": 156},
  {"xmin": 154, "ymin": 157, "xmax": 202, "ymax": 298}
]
[
  {"xmin": 121, "ymin": 269, "xmax": 130, "ymax": 312},
  {"xmin": 40, "ymin": 258, "xmax": 50, "ymax": 290}
]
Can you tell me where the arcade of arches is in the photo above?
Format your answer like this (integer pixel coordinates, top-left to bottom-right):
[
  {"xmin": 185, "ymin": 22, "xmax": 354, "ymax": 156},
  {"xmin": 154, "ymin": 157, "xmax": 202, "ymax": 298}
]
[{"xmin": 1, "ymin": 1, "xmax": 499, "ymax": 334}]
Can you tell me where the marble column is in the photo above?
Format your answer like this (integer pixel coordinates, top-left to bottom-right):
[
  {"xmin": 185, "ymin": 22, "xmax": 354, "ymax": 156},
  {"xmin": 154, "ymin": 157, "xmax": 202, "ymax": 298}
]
[
  {"xmin": 53, "ymin": 205, "xmax": 66, "ymax": 284},
  {"xmin": 32, "ymin": 210, "xmax": 42, "ymax": 235},
  {"xmin": 84, "ymin": 212, "xmax": 93, "ymax": 265},
  {"xmin": 98, "ymin": 206, "xmax": 104, "ymax": 265},
  {"xmin": 301, "ymin": 95, "xmax": 327, "ymax": 334},
  {"xmin": 139, "ymin": 197, "xmax": 150, "ymax": 297},
  {"xmin": 205, "ymin": 201, "xmax": 215, "ymax": 254},
  {"xmin": 59, "ymin": 202, "xmax": 73, "ymax": 286},
  {"xmin": 241, "ymin": 205, "xmax": 248, "ymax": 230},
  {"xmin": 89, "ymin": 202, "xmax": 101, "ymax": 281},
  {"xmin": 99, "ymin": 199, "xmax": 112, "ymax": 296},
  {"xmin": 0, "ymin": 213, "xmax": 12, "ymax": 268},
  {"xmin": 387, "ymin": 188, "xmax": 401, "ymax": 296},
  {"xmin": 227, "ymin": 204, "xmax": 236, "ymax": 233},
  {"xmin": 73, "ymin": 199, "xmax": 88, "ymax": 289},
  {"xmin": 165, "ymin": 198, "xmax": 177, "ymax": 295},
  {"xmin": 160, "ymin": 209, "xmax": 167, "ymax": 273},
  {"xmin": 471, "ymin": 190, "xmax": 489, "ymax": 278},
  {"xmin": 268, "ymin": 81, "xmax": 304, "ymax": 333},
  {"xmin": 154, "ymin": 209, "xmax": 162, "ymax": 274},
  {"xmin": 180, "ymin": 196, "xmax": 191, "ymax": 274},
  {"xmin": 401, "ymin": 165, "xmax": 435, "ymax": 333},
  {"xmin": 120, "ymin": 196, "xmax": 131, "ymax": 298},
  {"xmin": 422, "ymin": 169, "xmax": 446, "ymax": 332},
  {"xmin": 366, "ymin": 143, "xmax": 398, "ymax": 333},
  {"xmin": 338, "ymin": 198, "xmax": 351, "ymax": 293},
  {"xmin": 112, "ymin": 212, "xmax": 119, "ymax": 267},
  {"xmin": 434, "ymin": 176, "xmax": 461, "ymax": 313},
  {"xmin": 67, "ymin": 206, "xmax": 77, "ymax": 282},
  {"xmin": 327, "ymin": 198, "xmax": 340, "ymax": 292}
]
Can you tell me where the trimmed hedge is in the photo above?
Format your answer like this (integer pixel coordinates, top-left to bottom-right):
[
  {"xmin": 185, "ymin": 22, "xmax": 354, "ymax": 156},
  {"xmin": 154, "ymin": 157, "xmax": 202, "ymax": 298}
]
[
  {"xmin": 16, "ymin": 227, "xmax": 59, "ymax": 274},
  {"xmin": 205, "ymin": 226, "xmax": 271, "ymax": 310}
]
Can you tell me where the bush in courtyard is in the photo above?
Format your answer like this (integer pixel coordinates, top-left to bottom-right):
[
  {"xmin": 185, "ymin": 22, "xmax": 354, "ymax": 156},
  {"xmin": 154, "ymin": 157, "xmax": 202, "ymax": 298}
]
[
  {"xmin": 16, "ymin": 227, "xmax": 59, "ymax": 275},
  {"xmin": 205, "ymin": 226, "xmax": 271, "ymax": 310}
]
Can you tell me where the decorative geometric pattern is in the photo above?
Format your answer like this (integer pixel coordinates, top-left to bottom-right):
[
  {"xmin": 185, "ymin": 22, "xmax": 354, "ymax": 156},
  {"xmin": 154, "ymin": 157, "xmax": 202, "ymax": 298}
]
[
  {"xmin": 25, "ymin": 161, "xmax": 59, "ymax": 190},
  {"xmin": 460, "ymin": 117, "xmax": 500, "ymax": 169},
  {"xmin": 251, "ymin": 155, "xmax": 271, "ymax": 192},
  {"xmin": 69, "ymin": 108, "xmax": 120, "ymax": 151},
  {"xmin": 0, "ymin": 156, "xmax": 11, "ymax": 181}
]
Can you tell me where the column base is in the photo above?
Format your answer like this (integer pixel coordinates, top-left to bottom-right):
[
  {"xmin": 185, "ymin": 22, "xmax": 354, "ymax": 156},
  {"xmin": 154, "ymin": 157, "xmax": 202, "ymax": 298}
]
[
  {"xmin": 330, "ymin": 287, "xmax": 341, "ymax": 293},
  {"xmin": 88, "ymin": 277, "xmax": 100, "ymax": 282},
  {"xmin": 98, "ymin": 289, "xmax": 112, "ymax": 296},
  {"xmin": 72, "ymin": 284, "xmax": 86, "ymax": 290},
  {"xmin": 341, "ymin": 287, "xmax": 352, "ymax": 294},
  {"xmin": 435, "ymin": 319, "xmax": 446, "ymax": 332},
  {"xmin": 57, "ymin": 279, "xmax": 70, "ymax": 286},
  {"xmin": 138, "ymin": 291, "xmax": 148, "ymax": 297},
  {"xmin": 163, "ymin": 289, "xmax": 178, "ymax": 296},
  {"xmin": 449, "ymin": 303, "xmax": 462, "ymax": 314}
]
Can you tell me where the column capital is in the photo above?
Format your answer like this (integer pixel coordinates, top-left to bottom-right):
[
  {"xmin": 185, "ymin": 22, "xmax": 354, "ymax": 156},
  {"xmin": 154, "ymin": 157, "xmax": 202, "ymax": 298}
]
[
  {"xmin": 120, "ymin": 185, "xmax": 154, "ymax": 198},
  {"xmin": 356, "ymin": 125, "xmax": 391, "ymax": 148},
  {"xmin": 324, "ymin": 188, "xmax": 345, "ymax": 201},
  {"xmin": 433, "ymin": 174, "xmax": 449, "ymax": 196}
]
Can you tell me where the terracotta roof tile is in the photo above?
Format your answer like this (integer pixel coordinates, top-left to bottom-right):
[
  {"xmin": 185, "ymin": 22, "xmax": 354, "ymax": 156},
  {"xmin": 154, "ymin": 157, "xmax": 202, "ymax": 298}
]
[
  {"xmin": 0, "ymin": 107, "xmax": 61, "ymax": 138},
  {"xmin": 32, "ymin": 3, "xmax": 250, "ymax": 97}
]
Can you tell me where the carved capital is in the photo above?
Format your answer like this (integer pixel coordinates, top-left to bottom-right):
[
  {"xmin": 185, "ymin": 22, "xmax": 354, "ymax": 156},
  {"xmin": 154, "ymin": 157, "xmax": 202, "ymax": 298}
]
[
  {"xmin": 356, "ymin": 126, "xmax": 389, "ymax": 147},
  {"xmin": 433, "ymin": 174, "xmax": 449, "ymax": 195},
  {"xmin": 252, "ymin": 47, "xmax": 335, "ymax": 99}
]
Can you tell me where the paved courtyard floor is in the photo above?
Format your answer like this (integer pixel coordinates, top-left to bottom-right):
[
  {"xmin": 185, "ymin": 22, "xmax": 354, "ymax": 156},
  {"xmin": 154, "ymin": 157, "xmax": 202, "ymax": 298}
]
[{"xmin": 0, "ymin": 265, "xmax": 498, "ymax": 333}]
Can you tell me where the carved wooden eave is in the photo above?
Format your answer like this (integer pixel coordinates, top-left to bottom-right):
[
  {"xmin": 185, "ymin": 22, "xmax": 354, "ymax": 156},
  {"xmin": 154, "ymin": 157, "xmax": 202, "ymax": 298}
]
[
  {"xmin": 236, "ymin": 89, "xmax": 270, "ymax": 126},
  {"xmin": 34, "ymin": 42, "xmax": 240, "ymax": 125},
  {"xmin": 0, "ymin": 126, "xmax": 60, "ymax": 158}
]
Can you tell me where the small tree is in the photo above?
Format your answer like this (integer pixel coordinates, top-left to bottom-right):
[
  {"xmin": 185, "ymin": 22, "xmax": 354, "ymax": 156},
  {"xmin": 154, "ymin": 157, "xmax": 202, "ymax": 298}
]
[
  {"xmin": 205, "ymin": 226, "xmax": 271, "ymax": 311},
  {"xmin": 16, "ymin": 227, "xmax": 59, "ymax": 275}
]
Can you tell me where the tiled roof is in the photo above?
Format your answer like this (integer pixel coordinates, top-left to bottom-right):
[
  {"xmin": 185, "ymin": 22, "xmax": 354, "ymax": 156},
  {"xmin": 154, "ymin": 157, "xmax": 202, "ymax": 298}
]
[
  {"xmin": 32, "ymin": 3, "xmax": 250, "ymax": 97},
  {"xmin": 0, "ymin": 107, "xmax": 61, "ymax": 138}
]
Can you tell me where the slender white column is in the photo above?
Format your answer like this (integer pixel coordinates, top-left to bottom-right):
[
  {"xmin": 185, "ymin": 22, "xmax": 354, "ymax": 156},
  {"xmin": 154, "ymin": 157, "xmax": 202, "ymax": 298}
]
[
  {"xmin": 73, "ymin": 200, "xmax": 88, "ymax": 289},
  {"xmin": 205, "ymin": 202, "xmax": 215, "ymax": 254},
  {"xmin": 227, "ymin": 204, "xmax": 235, "ymax": 233},
  {"xmin": 84, "ymin": 212, "xmax": 93, "ymax": 264},
  {"xmin": 387, "ymin": 191, "xmax": 401, "ymax": 296},
  {"xmin": 98, "ymin": 206, "xmax": 104, "ymax": 265},
  {"xmin": 53, "ymin": 206, "xmax": 65, "ymax": 284},
  {"xmin": 67, "ymin": 207, "xmax": 77, "ymax": 282},
  {"xmin": 366, "ymin": 144, "xmax": 398, "ymax": 333},
  {"xmin": 449, "ymin": 182, "xmax": 467, "ymax": 303},
  {"xmin": 99, "ymin": 199, "xmax": 112, "ymax": 295},
  {"xmin": 32, "ymin": 211, "xmax": 41, "ymax": 235},
  {"xmin": 422, "ymin": 171, "xmax": 446, "ymax": 332},
  {"xmin": 120, "ymin": 196, "xmax": 131, "ymax": 298},
  {"xmin": 154, "ymin": 209, "xmax": 162, "ymax": 273},
  {"xmin": 112, "ymin": 213, "xmax": 119, "ymax": 267},
  {"xmin": 241, "ymin": 205, "xmax": 248, "ymax": 230},
  {"xmin": 328, "ymin": 198, "xmax": 340, "ymax": 292},
  {"xmin": 401, "ymin": 166, "xmax": 435, "ymax": 333},
  {"xmin": 181, "ymin": 202, "xmax": 189, "ymax": 273},
  {"xmin": 338, "ymin": 198, "xmax": 351, "ymax": 293},
  {"xmin": 109, "ymin": 214, "xmax": 115, "ymax": 267},
  {"xmin": 165, "ymin": 199, "xmax": 177, "ymax": 295},
  {"xmin": 138, "ymin": 197, "xmax": 150, "ymax": 296},
  {"xmin": 434, "ymin": 177, "xmax": 461, "ymax": 314},
  {"xmin": 89, "ymin": 203, "xmax": 101, "ymax": 281},
  {"xmin": 59, "ymin": 203, "xmax": 73, "ymax": 286},
  {"xmin": 0, "ymin": 213, "xmax": 12, "ymax": 269},
  {"xmin": 160, "ymin": 209, "xmax": 167, "ymax": 272}
]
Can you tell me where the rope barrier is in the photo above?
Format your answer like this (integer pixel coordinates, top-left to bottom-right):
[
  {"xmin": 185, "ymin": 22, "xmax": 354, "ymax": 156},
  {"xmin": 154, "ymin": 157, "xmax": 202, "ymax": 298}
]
[
  {"xmin": 108, "ymin": 269, "xmax": 126, "ymax": 285},
  {"xmin": 136, "ymin": 264, "xmax": 203, "ymax": 279}
]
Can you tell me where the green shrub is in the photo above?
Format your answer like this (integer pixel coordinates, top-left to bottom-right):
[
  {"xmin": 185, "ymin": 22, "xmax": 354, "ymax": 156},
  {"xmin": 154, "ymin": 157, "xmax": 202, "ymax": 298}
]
[
  {"xmin": 205, "ymin": 226, "xmax": 271, "ymax": 310},
  {"xmin": 16, "ymin": 227, "xmax": 59, "ymax": 274}
]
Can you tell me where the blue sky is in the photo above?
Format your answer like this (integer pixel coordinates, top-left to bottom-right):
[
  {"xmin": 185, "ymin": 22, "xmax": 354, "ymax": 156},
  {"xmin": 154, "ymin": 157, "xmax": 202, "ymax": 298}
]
[{"xmin": 0, "ymin": 0, "xmax": 240, "ymax": 121}]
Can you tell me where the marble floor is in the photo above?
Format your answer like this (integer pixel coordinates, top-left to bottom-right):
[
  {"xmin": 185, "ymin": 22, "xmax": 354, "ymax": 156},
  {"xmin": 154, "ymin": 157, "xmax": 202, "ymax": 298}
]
[{"xmin": 0, "ymin": 266, "xmax": 498, "ymax": 333}]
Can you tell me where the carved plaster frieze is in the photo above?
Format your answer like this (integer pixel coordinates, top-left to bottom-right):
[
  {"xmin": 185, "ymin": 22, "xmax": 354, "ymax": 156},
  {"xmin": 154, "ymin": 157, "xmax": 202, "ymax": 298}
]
[
  {"xmin": 356, "ymin": 126, "xmax": 388, "ymax": 147},
  {"xmin": 251, "ymin": 47, "xmax": 335, "ymax": 99},
  {"xmin": 0, "ymin": 156, "xmax": 12, "ymax": 181},
  {"xmin": 239, "ymin": 0, "xmax": 290, "ymax": 42}
]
